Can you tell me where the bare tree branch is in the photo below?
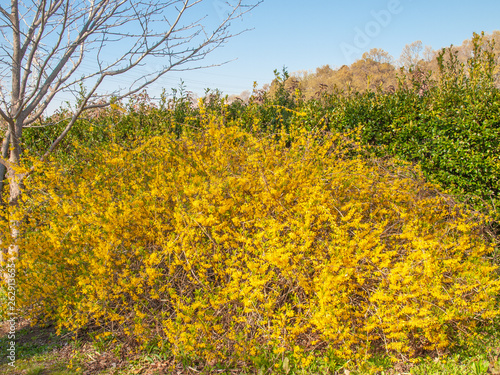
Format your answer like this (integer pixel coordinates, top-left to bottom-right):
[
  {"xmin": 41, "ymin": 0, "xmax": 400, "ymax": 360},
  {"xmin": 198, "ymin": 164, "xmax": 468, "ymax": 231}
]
[
  {"xmin": 0, "ymin": 0, "xmax": 261, "ymax": 177},
  {"xmin": 2, "ymin": 0, "xmax": 260, "ymax": 123}
]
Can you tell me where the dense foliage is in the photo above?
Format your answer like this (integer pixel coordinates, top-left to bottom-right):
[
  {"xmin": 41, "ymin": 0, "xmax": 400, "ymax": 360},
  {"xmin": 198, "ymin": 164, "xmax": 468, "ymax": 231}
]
[
  {"xmin": 4, "ymin": 113, "xmax": 500, "ymax": 368},
  {"xmin": 318, "ymin": 34, "xmax": 500, "ymax": 217},
  {"xmin": 1, "ymin": 31, "xmax": 500, "ymax": 373},
  {"xmin": 21, "ymin": 35, "xmax": 500, "ymax": 220}
]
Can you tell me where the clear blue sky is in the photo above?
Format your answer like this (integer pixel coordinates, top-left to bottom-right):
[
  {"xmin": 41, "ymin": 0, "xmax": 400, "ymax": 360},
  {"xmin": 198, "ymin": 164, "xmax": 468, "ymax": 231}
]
[
  {"xmin": 150, "ymin": 0, "xmax": 500, "ymax": 99},
  {"xmin": 47, "ymin": 0, "xmax": 500, "ymax": 109}
]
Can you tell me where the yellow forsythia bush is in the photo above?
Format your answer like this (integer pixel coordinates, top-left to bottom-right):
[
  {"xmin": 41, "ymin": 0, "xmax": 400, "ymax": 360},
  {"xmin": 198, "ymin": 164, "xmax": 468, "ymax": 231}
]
[{"xmin": 2, "ymin": 112, "xmax": 499, "ymax": 365}]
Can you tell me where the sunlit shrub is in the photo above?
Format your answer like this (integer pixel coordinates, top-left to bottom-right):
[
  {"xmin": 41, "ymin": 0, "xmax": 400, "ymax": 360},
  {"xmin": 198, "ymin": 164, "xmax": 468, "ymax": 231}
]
[
  {"xmin": 319, "ymin": 33, "xmax": 500, "ymax": 217},
  {"xmin": 2, "ymin": 110, "xmax": 499, "ymax": 366}
]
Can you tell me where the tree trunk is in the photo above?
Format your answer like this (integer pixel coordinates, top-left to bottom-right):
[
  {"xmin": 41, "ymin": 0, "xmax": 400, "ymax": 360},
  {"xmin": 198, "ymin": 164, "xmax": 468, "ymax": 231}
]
[
  {"xmin": 0, "ymin": 131, "xmax": 19, "ymax": 283},
  {"xmin": 0, "ymin": 131, "xmax": 11, "ymax": 202},
  {"xmin": 1, "ymin": 0, "xmax": 23, "ymax": 281},
  {"xmin": 7, "ymin": 171, "xmax": 21, "ymax": 262},
  {"xmin": 0, "ymin": 132, "xmax": 10, "ymax": 280},
  {"xmin": 6, "ymin": 118, "xmax": 24, "ymax": 263}
]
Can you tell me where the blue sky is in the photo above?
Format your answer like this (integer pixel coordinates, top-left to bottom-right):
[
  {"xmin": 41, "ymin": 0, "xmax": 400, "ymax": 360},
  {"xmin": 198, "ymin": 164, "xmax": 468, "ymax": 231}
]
[
  {"xmin": 46, "ymin": 0, "xmax": 500, "ymax": 109},
  {"xmin": 150, "ymin": 0, "xmax": 500, "ymax": 99}
]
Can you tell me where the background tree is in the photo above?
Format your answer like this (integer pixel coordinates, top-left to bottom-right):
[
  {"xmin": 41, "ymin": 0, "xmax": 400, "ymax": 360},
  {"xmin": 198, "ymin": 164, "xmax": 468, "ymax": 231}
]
[
  {"xmin": 351, "ymin": 50, "xmax": 397, "ymax": 91},
  {"xmin": 0, "ymin": 0, "xmax": 260, "ymax": 264},
  {"xmin": 399, "ymin": 40, "xmax": 424, "ymax": 71},
  {"xmin": 456, "ymin": 31, "xmax": 500, "ymax": 86},
  {"xmin": 422, "ymin": 45, "xmax": 436, "ymax": 62},
  {"xmin": 362, "ymin": 48, "xmax": 394, "ymax": 65}
]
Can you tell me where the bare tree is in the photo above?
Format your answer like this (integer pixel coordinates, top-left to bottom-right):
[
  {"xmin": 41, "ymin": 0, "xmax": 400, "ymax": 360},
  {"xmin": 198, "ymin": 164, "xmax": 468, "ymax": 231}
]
[
  {"xmin": 399, "ymin": 40, "xmax": 423, "ymax": 71},
  {"xmin": 0, "ymin": 0, "xmax": 260, "ymax": 263},
  {"xmin": 362, "ymin": 48, "xmax": 394, "ymax": 65}
]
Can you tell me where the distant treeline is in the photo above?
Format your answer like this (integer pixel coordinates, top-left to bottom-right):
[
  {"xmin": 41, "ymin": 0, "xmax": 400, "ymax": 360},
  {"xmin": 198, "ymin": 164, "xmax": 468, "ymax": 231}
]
[
  {"xmin": 21, "ymin": 32, "xmax": 500, "ymax": 221},
  {"xmin": 260, "ymin": 30, "xmax": 500, "ymax": 100}
]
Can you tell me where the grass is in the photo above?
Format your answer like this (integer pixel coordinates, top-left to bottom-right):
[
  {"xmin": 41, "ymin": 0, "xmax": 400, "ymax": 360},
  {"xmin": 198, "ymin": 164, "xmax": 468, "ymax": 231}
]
[
  {"xmin": 411, "ymin": 322, "xmax": 500, "ymax": 375},
  {"xmin": 1, "ymin": 319, "xmax": 500, "ymax": 374},
  {"xmin": 0, "ymin": 320, "xmax": 82, "ymax": 374}
]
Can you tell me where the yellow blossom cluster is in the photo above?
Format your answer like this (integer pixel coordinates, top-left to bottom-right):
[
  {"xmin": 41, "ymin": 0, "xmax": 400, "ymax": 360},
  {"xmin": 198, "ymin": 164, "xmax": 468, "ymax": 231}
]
[{"xmin": 2, "ymin": 112, "xmax": 499, "ymax": 365}]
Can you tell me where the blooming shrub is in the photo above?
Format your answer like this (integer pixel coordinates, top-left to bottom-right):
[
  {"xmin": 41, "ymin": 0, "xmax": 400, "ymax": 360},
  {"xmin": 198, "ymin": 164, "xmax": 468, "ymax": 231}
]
[{"xmin": 2, "ymin": 110, "xmax": 499, "ymax": 366}]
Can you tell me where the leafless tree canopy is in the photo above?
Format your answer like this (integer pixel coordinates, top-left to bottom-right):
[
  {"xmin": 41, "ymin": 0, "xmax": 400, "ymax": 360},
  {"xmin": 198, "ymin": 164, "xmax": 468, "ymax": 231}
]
[{"xmin": 0, "ymin": 0, "xmax": 259, "ymax": 160}]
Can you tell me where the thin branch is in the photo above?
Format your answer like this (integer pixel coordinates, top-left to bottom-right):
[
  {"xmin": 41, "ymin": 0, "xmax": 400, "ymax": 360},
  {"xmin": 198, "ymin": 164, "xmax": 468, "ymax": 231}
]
[{"xmin": 0, "ymin": 0, "xmax": 261, "ymax": 170}]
